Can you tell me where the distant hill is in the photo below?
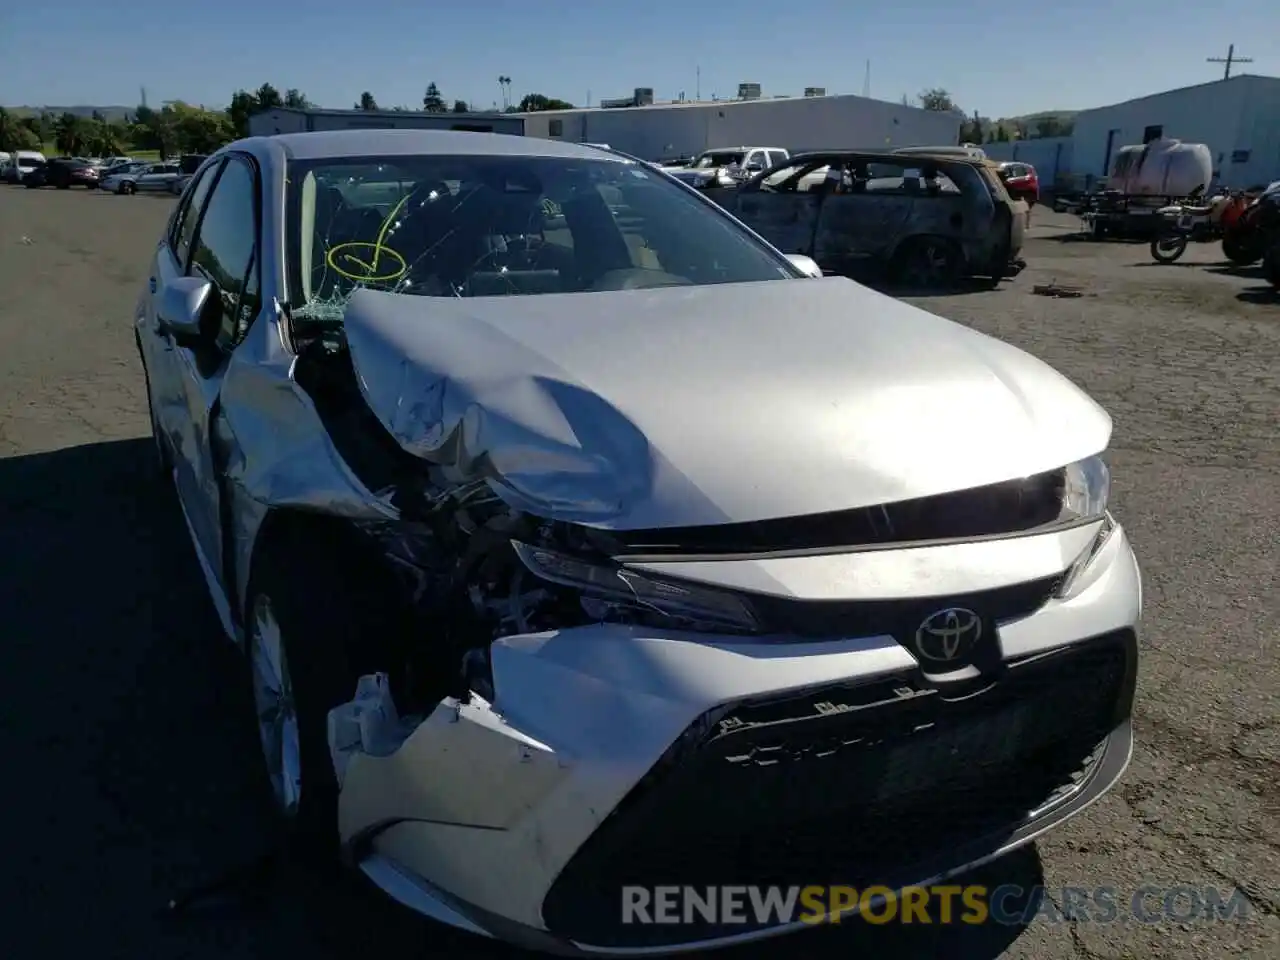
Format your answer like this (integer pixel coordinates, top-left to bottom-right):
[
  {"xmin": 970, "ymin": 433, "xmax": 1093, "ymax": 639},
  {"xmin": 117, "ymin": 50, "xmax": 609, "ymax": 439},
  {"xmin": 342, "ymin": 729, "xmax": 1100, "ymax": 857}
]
[
  {"xmin": 1002, "ymin": 109, "xmax": 1079, "ymax": 126},
  {"xmin": 6, "ymin": 105, "xmax": 135, "ymax": 122}
]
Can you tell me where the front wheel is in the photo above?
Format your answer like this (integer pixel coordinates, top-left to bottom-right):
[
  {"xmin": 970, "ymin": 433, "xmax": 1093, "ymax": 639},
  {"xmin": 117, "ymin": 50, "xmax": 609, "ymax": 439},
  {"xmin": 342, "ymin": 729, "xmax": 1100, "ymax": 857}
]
[
  {"xmin": 122, "ymin": 181, "xmax": 136, "ymax": 195},
  {"xmin": 1150, "ymin": 234, "xmax": 1188, "ymax": 263},
  {"xmin": 244, "ymin": 529, "xmax": 407, "ymax": 852}
]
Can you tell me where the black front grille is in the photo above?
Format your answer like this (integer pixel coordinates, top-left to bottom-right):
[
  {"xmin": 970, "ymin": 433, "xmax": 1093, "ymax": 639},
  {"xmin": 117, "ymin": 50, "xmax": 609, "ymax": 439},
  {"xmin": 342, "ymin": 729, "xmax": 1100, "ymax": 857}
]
[
  {"xmin": 607, "ymin": 471, "xmax": 1069, "ymax": 556},
  {"xmin": 747, "ymin": 572, "xmax": 1061, "ymax": 639},
  {"xmin": 541, "ymin": 631, "xmax": 1135, "ymax": 947}
]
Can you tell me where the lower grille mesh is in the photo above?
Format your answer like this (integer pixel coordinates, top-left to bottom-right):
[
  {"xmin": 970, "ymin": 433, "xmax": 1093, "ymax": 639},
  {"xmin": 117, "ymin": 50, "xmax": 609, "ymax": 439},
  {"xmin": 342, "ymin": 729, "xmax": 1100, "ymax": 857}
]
[{"xmin": 542, "ymin": 632, "xmax": 1133, "ymax": 946}]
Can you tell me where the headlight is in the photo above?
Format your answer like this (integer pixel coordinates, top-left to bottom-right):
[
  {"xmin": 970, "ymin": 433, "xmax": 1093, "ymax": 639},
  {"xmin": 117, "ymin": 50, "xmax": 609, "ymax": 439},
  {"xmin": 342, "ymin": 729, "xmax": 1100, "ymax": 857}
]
[
  {"xmin": 511, "ymin": 541, "xmax": 761, "ymax": 634},
  {"xmin": 1061, "ymin": 454, "xmax": 1110, "ymax": 521},
  {"xmin": 1054, "ymin": 454, "xmax": 1115, "ymax": 599}
]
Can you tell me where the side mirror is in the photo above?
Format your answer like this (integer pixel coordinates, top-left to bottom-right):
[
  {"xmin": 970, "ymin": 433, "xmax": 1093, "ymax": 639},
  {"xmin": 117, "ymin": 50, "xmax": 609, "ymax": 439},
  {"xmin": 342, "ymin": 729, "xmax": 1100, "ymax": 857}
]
[
  {"xmin": 786, "ymin": 254, "xmax": 823, "ymax": 278},
  {"xmin": 158, "ymin": 275, "xmax": 215, "ymax": 343}
]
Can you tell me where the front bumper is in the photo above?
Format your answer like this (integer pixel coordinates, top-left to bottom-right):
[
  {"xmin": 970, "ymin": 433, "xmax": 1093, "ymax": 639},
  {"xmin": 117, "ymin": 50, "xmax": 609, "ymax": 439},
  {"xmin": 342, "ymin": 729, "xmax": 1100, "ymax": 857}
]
[{"xmin": 340, "ymin": 524, "xmax": 1141, "ymax": 955}]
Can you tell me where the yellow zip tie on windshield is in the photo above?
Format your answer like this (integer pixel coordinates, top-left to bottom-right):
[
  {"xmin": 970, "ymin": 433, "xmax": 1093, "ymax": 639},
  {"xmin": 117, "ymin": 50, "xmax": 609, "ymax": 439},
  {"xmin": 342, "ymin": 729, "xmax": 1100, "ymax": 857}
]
[{"xmin": 325, "ymin": 192, "xmax": 411, "ymax": 283}]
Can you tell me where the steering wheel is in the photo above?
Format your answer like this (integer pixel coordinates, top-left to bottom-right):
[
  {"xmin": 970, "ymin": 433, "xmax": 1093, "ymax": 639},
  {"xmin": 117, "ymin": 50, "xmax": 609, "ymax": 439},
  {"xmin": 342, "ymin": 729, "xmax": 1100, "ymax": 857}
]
[{"xmin": 587, "ymin": 268, "xmax": 692, "ymax": 291}]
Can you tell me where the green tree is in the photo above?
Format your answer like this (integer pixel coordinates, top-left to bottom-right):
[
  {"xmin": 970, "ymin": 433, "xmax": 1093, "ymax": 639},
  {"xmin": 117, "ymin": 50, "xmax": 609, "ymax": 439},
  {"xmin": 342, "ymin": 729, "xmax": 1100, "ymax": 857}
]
[
  {"xmin": 167, "ymin": 102, "xmax": 235, "ymax": 154},
  {"xmin": 227, "ymin": 90, "xmax": 257, "ymax": 138},
  {"xmin": 283, "ymin": 88, "xmax": 309, "ymax": 108},
  {"xmin": 422, "ymin": 82, "xmax": 446, "ymax": 112},
  {"xmin": 0, "ymin": 108, "xmax": 41, "ymax": 151},
  {"xmin": 357, "ymin": 91, "xmax": 379, "ymax": 111},
  {"xmin": 516, "ymin": 93, "xmax": 575, "ymax": 112},
  {"xmin": 917, "ymin": 88, "xmax": 959, "ymax": 113},
  {"xmin": 452, "ymin": 99, "xmax": 469, "ymax": 113},
  {"xmin": 54, "ymin": 112, "xmax": 84, "ymax": 154},
  {"xmin": 255, "ymin": 83, "xmax": 284, "ymax": 110}
]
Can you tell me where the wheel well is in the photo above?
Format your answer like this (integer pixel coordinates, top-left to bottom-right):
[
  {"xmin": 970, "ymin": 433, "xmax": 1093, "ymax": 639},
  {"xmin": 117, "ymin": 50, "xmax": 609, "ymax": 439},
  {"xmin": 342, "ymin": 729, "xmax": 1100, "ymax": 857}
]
[
  {"xmin": 243, "ymin": 509, "xmax": 389, "ymax": 623},
  {"xmin": 889, "ymin": 233, "xmax": 964, "ymax": 265}
]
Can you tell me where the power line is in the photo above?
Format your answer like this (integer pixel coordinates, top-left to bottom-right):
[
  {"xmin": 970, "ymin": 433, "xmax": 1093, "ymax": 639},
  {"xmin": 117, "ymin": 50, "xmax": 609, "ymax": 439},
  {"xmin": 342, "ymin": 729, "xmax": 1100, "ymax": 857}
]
[{"xmin": 1207, "ymin": 43, "xmax": 1252, "ymax": 81}]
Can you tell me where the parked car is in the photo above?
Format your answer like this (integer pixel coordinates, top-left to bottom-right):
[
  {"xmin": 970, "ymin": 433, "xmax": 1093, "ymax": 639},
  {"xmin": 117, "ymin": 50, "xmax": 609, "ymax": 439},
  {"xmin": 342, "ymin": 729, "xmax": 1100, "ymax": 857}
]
[
  {"xmin": 24, "ymin": 156, "xmax": 101, "ymax": 189},
  {"xmin": 997, "ymin": 161, "xmax": 1040, "ymax": 206},
  {"xmin": 662, "ymin": 146, "xmax": 790, "ymax": 190},
  {"xmin": 2, "ymin": 149, "xmax": 46, "ymax": 184},
  {"xmin": 96, "ymin": 160, "xmax": 149, "ymax": 188},
  {"xmin": 729, "ymin": 150, "xmax": 1028, "ymax": 287},
  {"xmin": 102, "ymin": 161, "xmax": 180, "ymax": 194},
  {"xmin": 168, "ymin": 153, "xmax": 211, "ymax": 194},
  {"xmin": 137, "ymin": 128, "xmax": 1137, "ymax": 955}
]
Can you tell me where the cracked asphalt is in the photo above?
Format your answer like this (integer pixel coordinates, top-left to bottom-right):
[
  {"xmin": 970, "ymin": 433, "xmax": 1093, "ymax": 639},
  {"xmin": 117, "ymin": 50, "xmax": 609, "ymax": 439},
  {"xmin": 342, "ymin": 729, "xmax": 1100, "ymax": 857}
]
[{"xmin": 0, "ymin": 187, "xmax": 1275, "ymax": 960}]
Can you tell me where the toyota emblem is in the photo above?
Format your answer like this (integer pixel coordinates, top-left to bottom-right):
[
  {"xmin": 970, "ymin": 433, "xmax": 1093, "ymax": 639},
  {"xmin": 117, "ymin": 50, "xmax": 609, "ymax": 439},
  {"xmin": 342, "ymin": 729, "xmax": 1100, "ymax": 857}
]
[{"xmin": 914, "ymin": 607, "xmax": 982, "ymax": 663}]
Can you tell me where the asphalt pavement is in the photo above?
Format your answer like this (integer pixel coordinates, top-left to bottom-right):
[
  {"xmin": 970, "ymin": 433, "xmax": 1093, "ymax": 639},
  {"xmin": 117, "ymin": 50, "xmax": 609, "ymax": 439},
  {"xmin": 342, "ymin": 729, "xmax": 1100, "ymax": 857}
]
[{"xmin": 0, "ymin": 187, "xmax": 1275, "ymax": 959}]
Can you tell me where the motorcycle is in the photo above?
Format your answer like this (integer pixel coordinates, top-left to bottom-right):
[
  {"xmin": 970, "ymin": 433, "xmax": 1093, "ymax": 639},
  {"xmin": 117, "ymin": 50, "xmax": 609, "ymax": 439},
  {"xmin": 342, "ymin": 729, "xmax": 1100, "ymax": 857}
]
[
  {"xmin": 1149, "ymin": 189, "xmax": 1237, "ymax": 263},
  {"xmin": 1220, "ymin": 182, "xmax": 1280, "ymax": 266}
]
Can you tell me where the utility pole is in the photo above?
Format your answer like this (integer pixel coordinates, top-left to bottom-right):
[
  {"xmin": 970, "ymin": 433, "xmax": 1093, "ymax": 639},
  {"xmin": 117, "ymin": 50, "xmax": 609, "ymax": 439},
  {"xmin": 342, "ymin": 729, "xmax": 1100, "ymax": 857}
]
[
  {"xmin": 863, "ymin": 60, "xmax": 871, "ymax": 98},
  {"xmin": 696, "ymin": 66, "xmax": 701, "ymax": 101},
  {"xmin": 1207, "ymin": 43, "xmax": 1252, "ymax": 80}
]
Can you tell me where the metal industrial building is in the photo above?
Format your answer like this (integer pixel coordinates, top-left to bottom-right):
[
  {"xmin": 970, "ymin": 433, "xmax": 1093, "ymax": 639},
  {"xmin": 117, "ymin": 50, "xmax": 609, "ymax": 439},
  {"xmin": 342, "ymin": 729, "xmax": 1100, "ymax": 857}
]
[
  {"xmin": 1070, "ymin": 75, "xmax": 1280, "ymax": 189},
  {"xmin": 247, "ymin": 107, "xmax": 525, "ymax": 138},
  {"xmin": 516, "ymin": 93, "xmax": 963, "ymax": 161}
]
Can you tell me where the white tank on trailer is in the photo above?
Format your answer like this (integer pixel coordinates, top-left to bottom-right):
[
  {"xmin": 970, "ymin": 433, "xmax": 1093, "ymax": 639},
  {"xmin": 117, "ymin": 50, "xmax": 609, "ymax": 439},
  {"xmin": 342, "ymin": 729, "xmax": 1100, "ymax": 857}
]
[{"xmin": 1107, "ymin": 139, "xmax": 1212, "ymax": 197}]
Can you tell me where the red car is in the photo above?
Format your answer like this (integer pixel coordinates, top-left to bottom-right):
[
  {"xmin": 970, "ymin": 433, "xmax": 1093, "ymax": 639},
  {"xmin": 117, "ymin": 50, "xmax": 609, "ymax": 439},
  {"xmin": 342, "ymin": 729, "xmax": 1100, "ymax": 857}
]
[{"xmin": 997, "ymin": 162, "xmax": 1039, "ymax": 206}]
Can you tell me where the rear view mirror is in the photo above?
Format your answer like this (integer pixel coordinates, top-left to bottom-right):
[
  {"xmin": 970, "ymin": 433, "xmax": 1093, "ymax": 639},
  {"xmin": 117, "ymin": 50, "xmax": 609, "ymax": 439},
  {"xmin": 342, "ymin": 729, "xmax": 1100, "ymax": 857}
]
[
  {"xmin": 158, "ymin": 275, "xmax": 215, "ymax": 343},
  {"xmin": 786, "ymin": 254, "xmax": 823, "ymax": 278}
]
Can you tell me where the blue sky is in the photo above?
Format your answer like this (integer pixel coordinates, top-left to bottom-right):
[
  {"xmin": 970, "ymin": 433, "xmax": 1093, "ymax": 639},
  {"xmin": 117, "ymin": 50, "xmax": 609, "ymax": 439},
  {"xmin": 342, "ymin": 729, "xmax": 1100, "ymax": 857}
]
[{"xmin": 2, "ymin": 0, "xmax": 1276, "ymax": 118}]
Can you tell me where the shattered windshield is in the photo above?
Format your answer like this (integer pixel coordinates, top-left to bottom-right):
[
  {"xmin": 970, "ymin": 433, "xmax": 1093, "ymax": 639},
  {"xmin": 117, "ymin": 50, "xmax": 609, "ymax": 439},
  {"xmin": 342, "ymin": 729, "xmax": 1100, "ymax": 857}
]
[
  {"xmin": 693, "ymin": 151, "xmax": 746, "ymax": 169},
  {"xmin": 289, "ymin": 152, "xmax": 795, "ymax": 319}
]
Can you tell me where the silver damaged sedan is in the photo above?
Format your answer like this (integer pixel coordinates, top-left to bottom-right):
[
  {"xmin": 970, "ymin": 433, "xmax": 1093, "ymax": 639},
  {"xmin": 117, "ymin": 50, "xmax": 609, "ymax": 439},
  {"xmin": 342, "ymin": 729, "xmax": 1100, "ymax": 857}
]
[{"xmin": 136, "ymin": 128, "xmax": 1141, "ymax": 954}]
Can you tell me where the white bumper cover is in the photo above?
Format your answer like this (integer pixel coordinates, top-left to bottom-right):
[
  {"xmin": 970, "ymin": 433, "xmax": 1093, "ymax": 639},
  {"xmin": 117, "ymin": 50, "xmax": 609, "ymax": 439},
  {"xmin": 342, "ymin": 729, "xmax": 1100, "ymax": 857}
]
[{"xmin": 337, "ymin": 524, "xmax": 1142, "ymax": 954}]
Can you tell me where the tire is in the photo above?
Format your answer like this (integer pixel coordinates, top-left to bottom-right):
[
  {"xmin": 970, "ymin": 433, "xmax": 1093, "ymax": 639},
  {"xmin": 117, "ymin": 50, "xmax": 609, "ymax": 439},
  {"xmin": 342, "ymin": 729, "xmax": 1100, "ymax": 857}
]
[
  {"xmin": 891, "ymin": 236, "xmax": 963, "ymax": 289},
  {"xmin": 243, "ymin": 527, "xmax": 408, "ymax": 853},
  {"xmin": 56, "ymin": 179, "xmax": 70, "ymax": 190},
  {"xmin": 1150, "ymin": 234, "xmax": 1188, "ymax": 263},
  {"xmin": 1222, "ymin": 232, "xmax": 1260, "ymax": 266},
  {"xmin": 1264, "ymin": 243, "xmax": 1280, "ymax": 291},
  {"xmin": 123, "ymin": 181, "xmax": 136, "ymax": 195}
]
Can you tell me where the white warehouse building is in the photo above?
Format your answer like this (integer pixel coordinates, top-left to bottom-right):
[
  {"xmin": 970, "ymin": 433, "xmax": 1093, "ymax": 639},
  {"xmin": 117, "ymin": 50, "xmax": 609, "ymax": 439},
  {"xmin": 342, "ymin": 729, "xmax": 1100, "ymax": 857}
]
[
  {"xmin": 517, "ymin": 93, "xmax": 963, "ymax": 161},
  {"xmin": 1070, "ymin": 75, "xmax": 1280, "ymax": 189}
]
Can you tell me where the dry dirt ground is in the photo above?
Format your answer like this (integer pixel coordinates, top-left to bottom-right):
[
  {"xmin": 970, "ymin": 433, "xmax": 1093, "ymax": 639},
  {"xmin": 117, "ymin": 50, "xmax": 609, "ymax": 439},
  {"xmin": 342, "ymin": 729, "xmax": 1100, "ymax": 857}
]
[{"xmin": 0, "ymin": 187, "xmax": 1275, "ymax": 960}]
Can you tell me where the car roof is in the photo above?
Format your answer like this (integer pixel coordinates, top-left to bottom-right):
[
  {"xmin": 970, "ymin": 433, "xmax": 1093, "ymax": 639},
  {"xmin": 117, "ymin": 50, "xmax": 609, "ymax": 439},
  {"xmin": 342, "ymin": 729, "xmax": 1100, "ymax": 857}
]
[
  {"xmin": 788, "ymin": 149, "xmax": 982, "ymax": 168},
  {"xmin": 255, "ymin": 128, "xmax": 626, "ymax": 163}
]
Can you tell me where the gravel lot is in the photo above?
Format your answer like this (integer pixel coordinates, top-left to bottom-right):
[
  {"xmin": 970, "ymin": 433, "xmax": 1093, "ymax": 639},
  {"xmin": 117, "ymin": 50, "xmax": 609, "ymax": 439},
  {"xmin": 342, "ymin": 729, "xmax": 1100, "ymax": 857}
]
[{"xmin": 1, "ymin": 186, "xmax": 1276, "ymax": 960}]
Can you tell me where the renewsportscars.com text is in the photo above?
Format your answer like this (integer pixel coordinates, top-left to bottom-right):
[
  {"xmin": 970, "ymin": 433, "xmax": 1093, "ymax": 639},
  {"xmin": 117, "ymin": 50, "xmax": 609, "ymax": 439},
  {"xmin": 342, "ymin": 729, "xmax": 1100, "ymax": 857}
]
[{"xmin": 621, "ymin": 884, "xmax": 1252, "ymax": 926}]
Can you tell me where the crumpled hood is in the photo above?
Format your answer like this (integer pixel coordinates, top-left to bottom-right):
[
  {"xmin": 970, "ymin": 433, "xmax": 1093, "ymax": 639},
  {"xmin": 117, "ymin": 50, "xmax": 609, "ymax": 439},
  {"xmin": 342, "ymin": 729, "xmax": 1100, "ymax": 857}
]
[{"xmin": 342, "ymin": 278, "xmax": 1111, "ymax": 530}]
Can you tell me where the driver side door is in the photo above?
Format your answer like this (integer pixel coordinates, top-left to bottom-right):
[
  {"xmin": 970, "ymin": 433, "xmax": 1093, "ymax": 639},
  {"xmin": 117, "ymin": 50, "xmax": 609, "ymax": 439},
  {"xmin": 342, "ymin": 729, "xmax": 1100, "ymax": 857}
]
[{"xmin": 146, "ymin": 154, "xmax": 264, "ymax": 594}]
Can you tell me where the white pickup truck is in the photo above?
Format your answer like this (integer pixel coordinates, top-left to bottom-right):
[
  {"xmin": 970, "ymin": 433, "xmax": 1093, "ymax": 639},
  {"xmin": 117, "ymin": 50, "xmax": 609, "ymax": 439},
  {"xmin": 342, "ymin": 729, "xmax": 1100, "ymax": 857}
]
[{"xmin": 662, "ymin": 146, "xmax": 790, "ymax": 190}]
